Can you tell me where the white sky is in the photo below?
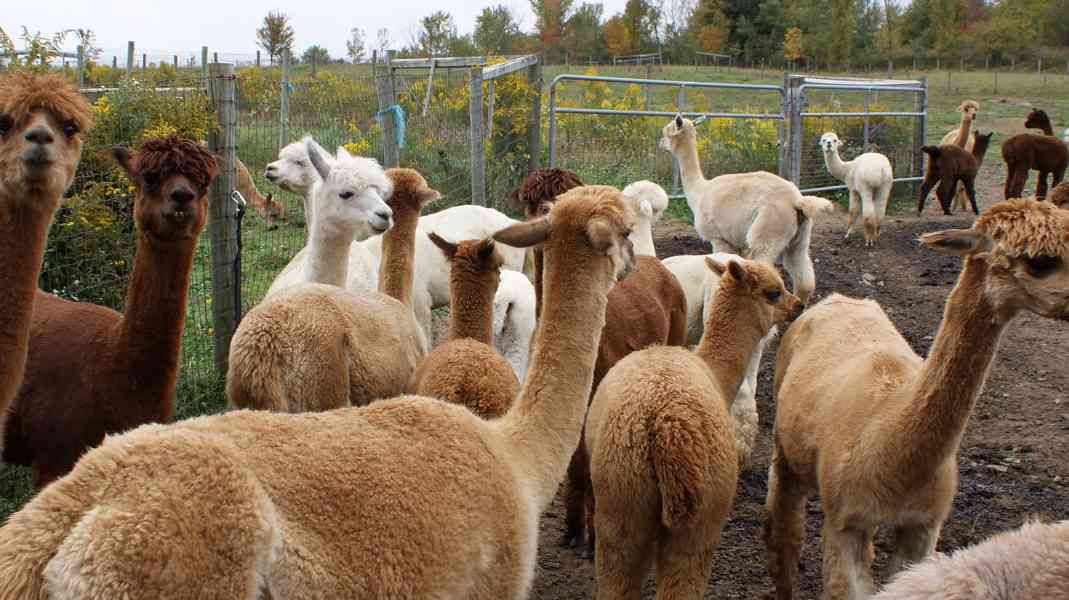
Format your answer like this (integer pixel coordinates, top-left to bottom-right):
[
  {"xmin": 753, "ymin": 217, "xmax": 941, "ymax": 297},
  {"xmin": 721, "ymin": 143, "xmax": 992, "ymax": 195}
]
[{"xmin": 4, "ymin": 0, "xmax": 629, "ymax": 63}]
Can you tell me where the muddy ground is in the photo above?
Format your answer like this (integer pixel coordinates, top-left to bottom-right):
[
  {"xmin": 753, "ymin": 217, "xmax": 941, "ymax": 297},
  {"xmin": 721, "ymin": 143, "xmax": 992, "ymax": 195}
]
[{"xmin": 529, "ymin": 168, "xmax": 1069, "ymax": 599}]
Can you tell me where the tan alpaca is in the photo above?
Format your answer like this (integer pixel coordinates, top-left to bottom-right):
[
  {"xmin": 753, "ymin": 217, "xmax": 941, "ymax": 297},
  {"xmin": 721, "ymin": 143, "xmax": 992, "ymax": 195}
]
[
  {"xmin": 764, "ymin": 198, "xmax": 1069, "ymax": 600},
  {"xmin": 937, "ymin": 100, "xmax": 980, "ymax": 212},
  {"xmin": 226, "ymin": 166, "xmax": 434, "ymax": 412},
  {"xmin": 587, "ymin": 258, "xmax": 802, "ymax": 599},
  {"xmin": 0, "ymin": 185, "xmax": 637, "ymax": 600},
  {"xmin": 407, "ymin": 234, "xmax": 519, "ymax": 419},
  {"xmin": 872, "ymin": 519, "xmax": 1069, "ymax": 600},
  {"xmin": 0, "ymin": 72, "xmax": 91, "ymax": 459}
]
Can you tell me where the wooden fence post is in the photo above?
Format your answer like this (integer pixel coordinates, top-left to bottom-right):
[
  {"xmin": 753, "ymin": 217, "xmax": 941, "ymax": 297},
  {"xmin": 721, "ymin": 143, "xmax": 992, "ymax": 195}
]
[
  {"xmin": 76, "ymin": 45, "xmax": 85, "ymax": 88},
  {"xmin": 279, "ymin": 51, "xmax": 290, "ymax": 151},
  {"xmin": 469, "ymin": 65, "xmax": 486, "ymax": 206},
  {"xmin": 142, "ymin": 54, "xmax": 146, "ymax": 70},
  {"xmin": 126, "ymin": 41, "xmax": 134, "ymax": 76},
  {"xmin": 201, "ymin": 47, "xmax": 209, "ymax": 81},
  {"xmin": 256, "ymin": 50, "xmax": 261, "ymax": 67},
  {"xmin": 207, "ymin": 62, "xmax": 239, "ymax": 377},
  {"xmin": 526, "ymin": 56, "xmax": 543, "ymax": 173},
  {"xmin": 374, "ymin": 50, "xmax": 400, "ymax": 168}
]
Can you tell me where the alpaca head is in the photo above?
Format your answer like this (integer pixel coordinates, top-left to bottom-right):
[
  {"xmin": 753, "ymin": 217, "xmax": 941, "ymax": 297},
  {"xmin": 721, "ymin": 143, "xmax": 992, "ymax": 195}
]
[
  {"xmin": 921, "ymin": 198, "xmax": 1069, "ymax": 322},
  {"xmin": 819, "ymin": 132, "xmax": 843, "ymax": 154},
  {"xmin": 264, "ymin": 139, "xmax": 323, "ymax": 197},
  {"xmin": 511, "ymin": 168, "xmax": 584, "ymax": 219},
  {"xmin": 957, "ymin": 100, "xmax": 980, "ymax": 123},
  {"xmin": 110, "ymin": 135, "xmax": 217, "ymax": 242},
  {"xmin": 706, "ymin": 257, "xmax": 803, "ymax": 334},
  {"xmin": 383, "ymin": 168, "xmax": 440, "ymax": 219},
  {"xmin": 428, "ymin": 233, "xmax": 503, "ymax": 293},
  {"xmin": 621, "ymin": 180, "xmax": 669, "ymax": 224},
  {"xmin": 972, "ymin": 131, "xmax": 995, "ymax": 159},
  {"xmin": 0, "ymin": 71, "xmax": 92, "ymax": 206},
  {"xmin": 305, "ymin": 137, "xmax": 394, "ymax": 236},
  {"xmin": 659, "ymin": 114, "xmax": 697, "ymax": 154},
  {"xmin": 1024, "ymin": 109, "xmax": 1050, "ymax": 131},
  {"xmin": 495, "ymin": 185, "xmax": 637, "ymax": 284}
]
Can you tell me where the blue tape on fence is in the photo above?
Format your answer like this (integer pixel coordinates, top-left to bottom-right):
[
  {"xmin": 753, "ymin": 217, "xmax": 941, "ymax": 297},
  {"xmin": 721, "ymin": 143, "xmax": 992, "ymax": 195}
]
[{"xmin": 376, "ymin": 104, "xmax": 406, "ymax": 149}]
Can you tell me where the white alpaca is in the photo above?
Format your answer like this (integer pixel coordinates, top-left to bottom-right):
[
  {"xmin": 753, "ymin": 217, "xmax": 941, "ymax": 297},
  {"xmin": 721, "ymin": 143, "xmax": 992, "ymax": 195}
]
[
  {"xmin": 492, "ymin": 269, "xmax": 536, "ymax": 382},
  {"xmin": 661, "ymin": 252, "xmax": 774, "ymax": 469},
  {"xmin": 264, "ymin": 139, "xmax": 331, "ymax": 233},
  {"xmin": 621, "ymin": 180, "xmax": 669, "ymax": 257},
  {"xmin": 872, "ymin": 519, "xmax": 1069, "ymax": 600},
  {"xmin": 819, "ymin": 132, "xmax": 894, "ymax": 245},
  {"xmin": 659, "ymin": 114, "xmax": 833, "ymax": 304}
]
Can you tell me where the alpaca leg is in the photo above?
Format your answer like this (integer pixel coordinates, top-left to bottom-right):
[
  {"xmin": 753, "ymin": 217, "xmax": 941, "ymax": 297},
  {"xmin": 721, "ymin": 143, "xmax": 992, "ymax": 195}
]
[
  {"xmin": 593, "ymin": 488, "xmax": 656, "ymax": 600},
  {"xmin": 917, "ymin": 178, "xmax": 936, "ymax": 215},
  {"xmin": 887, "ymin": 523, "xmax": 939, "ymax": 575},
  {"xmin": 654, "ymin": 525, "xmax": 719, "ymax": 600},
  {"xmin": 782, "ymin": 232, "xmax": 815, "ymax": 305},
  {"xmin": 710, "ymin": 237, "xmax": 741, "ymax": 256},
  {"xmin": 845, "ymin": 189, "xmax": 860, "ymax": 240},
  {"xmin": 858, "ymin": 188, "xmax": 877, "ymax": 246},
  {"xmin": 1037, "ymin": 171, "xmax": 1050, "ymax": 200},
  {"xmin": 936, "ymin": 177, "xmax": 955, "ymax": 215},
  {"xmin": 963, "ymin": 178, "xmax": 980, "ymax": 215},
  {"xmin": 873, "ymin": 184, "xmax": 891, "ymax": 243},
  {"xmin": 952, "ymin": 181, "xmax": 966, "ymax": 212},
  {"xmin": 763, "ymin": 452, "xmax": 808, "ymax": 600},
  {"xmin": 821, "ymin": 525, "xmax": 875, "ymax": 600},
  {"xmin": 563, "ymin": 441, "xmax": 591, "ymax": 550}
]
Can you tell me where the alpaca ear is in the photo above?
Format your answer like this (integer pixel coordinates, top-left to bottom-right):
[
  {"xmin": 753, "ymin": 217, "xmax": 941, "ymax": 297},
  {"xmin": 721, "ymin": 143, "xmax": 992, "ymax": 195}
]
[
  {"xmin": 478, "ymin": 238, "xmax": 496, "ymax": 260},
  {"xmin": 586, "ymin": 217, "xmax": 620, "ymax": 254},
  {"xmin": 494, "ymin": 218, "xmax": 551, "ymax": 248},
  {"xmin": 304, "ymin": 138, "xmax": 332, "ymax": 181},
  {"xmin": 427, "ymin": 232, "xmax": 457, "ymax": 259},
  {"xmin": 109, "ymin": 146, "xmax": 135, "ymax": 178},
  {"xmin": 638, "ymin": 199, "xmax": 653, "ymax": 219},
  {"xmin": 920, "ymin": 229, "xmax": 993, "ymax": 256},
  {"xmin": 336, "ymin": 145, "xmax": 352, "ymax": 161},
  {"xmin": 705, "ymin": 257, "xmax": 727, "ymax": 276},
  {"xmin": 420, "ymin": 188, "xmax": 442, "ymax": 204},
  {"xmin": 726, "ymin": 259, "xmax": 748, "ymax": 285},
  {"xmin": 674, "ymin": 113, "xmax": 683, "ymax": 129}
]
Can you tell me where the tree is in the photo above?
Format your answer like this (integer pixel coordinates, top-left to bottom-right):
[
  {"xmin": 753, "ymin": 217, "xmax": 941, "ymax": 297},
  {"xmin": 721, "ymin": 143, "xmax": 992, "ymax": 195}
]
[
  {"xmin": 64, "ymin": 28, "xmax": 101, "ymax": 60},
  {"xmin": 419, "ymin": 11, "xmax": 457, "ymax": 56},
  {"xmin": 563, "ymin": 2, "xmax": 606, "ymax": 62},
  {"xmin": 603, "ymin": 15, "xmax": 634, "ymax": 56},
  {"xmin": 256, "ymin": 11, "xmax": 295, "ymax": 65},
  {"xmin": 531, "ymin": 0, "xmax": 576, "ymax": 61},
  {"xmin": 783, "ymin": 26, "xmax": 804, "ymax": 62},
  {"xmin": 376, "ymin": 28, "xmax": 391, "ymax": 56},
  {"xmin": 829, "ymin": 0, "xmax": 857, "ymax": 65},
  {"xmin": 690, "ymin": 0, "xmax": 731, "ymax": 52},
  {"xmin": 302, "ymin": 45, "xmax": 331, "ymax": 65},
  {"xmin": 474, "ymin": 5, "xmax": 522, "ymax": 54},
  {"xmin": 623, "ymin": 0, "xmax": 652, "ymax": 52},
  {"xmin": 0, "ymin": 27, "xmax": 66, "ymax": 72},
  {"xmin": 346, "ymin": 28, "xmax": 367, "ymax": 63}
]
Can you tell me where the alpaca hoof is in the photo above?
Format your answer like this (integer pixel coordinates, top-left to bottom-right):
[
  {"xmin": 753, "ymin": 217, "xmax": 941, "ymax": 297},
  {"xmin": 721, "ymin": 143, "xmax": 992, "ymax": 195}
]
[
  {"xmin": 560, "ymin": 532, "xmax": 585, "ymax": 549},
  {"xmin": 580, "ymin": 545, "xmax": 595, "ymax": 560}
]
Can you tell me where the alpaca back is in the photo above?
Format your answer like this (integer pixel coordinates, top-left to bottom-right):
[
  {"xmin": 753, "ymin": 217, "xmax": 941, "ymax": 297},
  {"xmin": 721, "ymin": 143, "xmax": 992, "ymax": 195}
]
[{"xmin": 407, "ymin": 338, "xmax": 519, "ymax": 419}]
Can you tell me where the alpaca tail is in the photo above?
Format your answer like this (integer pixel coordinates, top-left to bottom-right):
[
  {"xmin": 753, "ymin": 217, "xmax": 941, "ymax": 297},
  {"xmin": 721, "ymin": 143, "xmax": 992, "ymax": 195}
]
[
  {"xmin": 652, "ymin": 407, "xmax": 712, "ymax": 529},
  {"xmin": 0, "ymin": 486, "xmax": 83, "ymax": 600},
  {"xmin": 921, "ymin": 145, "xmax": 941, "ymax": 158},
  {"xmin": 791, "ymin": 194, "xmax": 834, "ymax": 220}
]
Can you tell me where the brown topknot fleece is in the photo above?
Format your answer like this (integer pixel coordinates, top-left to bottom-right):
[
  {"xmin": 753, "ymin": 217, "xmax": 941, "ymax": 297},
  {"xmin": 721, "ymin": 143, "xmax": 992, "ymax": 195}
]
[
  {"xmin": 975, "ymin": 197, "xmax": 1069, "ymax": 258},
  {"xmin": 130, "ymin": 135, "xmax": 219, "ymax": 192},
  {"xmin": 511, "ymin": 168, "xmax": 584, "ymax": 217},
  {"xmin": 0, "ymin": 71, "xmax": 92, "ymax": 134}
]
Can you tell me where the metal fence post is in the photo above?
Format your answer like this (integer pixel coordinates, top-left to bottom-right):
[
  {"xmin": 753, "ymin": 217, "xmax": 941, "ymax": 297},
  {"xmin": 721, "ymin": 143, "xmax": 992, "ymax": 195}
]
[
  {"xmin": 526, "ymin": 56, "xmax": 543, "ymax": 173},
  {"xmin": 375, "ymin": 50, "xmax": 400, "ymax": 168},
  {"xmin": 469, "ymin": 65, "xmax": 486, "ymax": 206},
  {"xmin": 207, "ymin": 63, "xmax": 239, "ymax": 377},
  {"xmin": 778, "ymin": 72, "xmax": 789, "ymax": 179},
  {"xmin": 913, "ymin": 76, "xmax": 928, "ymax": 197},
  {"xmin": 126, "ymin": 42, "xmax": 134, "ymax": 76},
  {"xmin": 279, "ymin": 51, "xmax": 290, "ymax": 151},
  {"xmin": 788, "ymin": 76, "xmax": 803, "ymax": 187},
  {"xmin": 863, "ymin": 91, "xmax": 871, "ymax": 150},
  {"xmin": 142, "ymin": 54, "xmax": 146, "ymax": 70},
  {"xmin": 76, "ymin": 45, "xmax": 85, "ymax": 88},
  {"xmin": 674, "ymin": 85, "xmax": 685, "ymax": 193}
]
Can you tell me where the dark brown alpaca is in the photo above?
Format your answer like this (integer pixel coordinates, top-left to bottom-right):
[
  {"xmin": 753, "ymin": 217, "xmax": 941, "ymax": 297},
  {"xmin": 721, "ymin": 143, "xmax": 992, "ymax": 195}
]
[
  {"xmin": 3, "ymin": 135, "xmax": 217, "ymax": 487},
  {"xmin": 0, "ymin": 72, "xmax": 91, "ymax": 461},
  {"xmin": 1001, "ymin": 109, "xmax": 1068, "ymax": 200},
  {"xmin": 918, "ymin": 131, "xmax": 994, "ymax": 216}
]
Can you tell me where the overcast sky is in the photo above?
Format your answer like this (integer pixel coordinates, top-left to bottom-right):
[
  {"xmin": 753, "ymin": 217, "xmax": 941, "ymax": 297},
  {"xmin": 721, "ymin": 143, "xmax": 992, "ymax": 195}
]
[{"xmin": 5, "ymin": 0, "xmax": 630, "ymax": 63}]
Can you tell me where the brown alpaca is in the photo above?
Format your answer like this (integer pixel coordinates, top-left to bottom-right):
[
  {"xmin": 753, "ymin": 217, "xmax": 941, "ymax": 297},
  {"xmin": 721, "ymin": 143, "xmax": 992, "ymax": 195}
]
[
  {"xmin": 3, "ymin": 136, "xmax": 217, "ymax": 487},
  {"xmin": 407, "ymin": 234, "xmax": 519, "ymax": 419},
  {"xmin": 0, "ymin": 185, "xmax": 637, "ymax": 600},
  {"xmin": 938, "ymin": 100, "xmax": 979, "ymax": 212},
  {"xmin": 1001, "ymin": 109, "xmax": 1068, "ymax": 200},
  {"xmin": 0, "ymin": 72, "xmax": 90, "ymax": 461},
  {"xmin": 586, "ymin": 258, "xmax": 801, "ymax": 599},
  {"xmin": 226, "ymin": 166, "xmax": 435, "ymax": 412},
  {"xmin": 764, "ymin": 198, "xmax": 1069, "ymax": 600},
  {"xmin": 917, "ymin": 131, "xmax": 994, "ymax": 216},
  {"xmin": 235, "ymin": 156, "xmax": 284, "ymax": 229},
  {"xmin": 1049, "ymin": 181, "xmax": 1069, "ymax": 209}
]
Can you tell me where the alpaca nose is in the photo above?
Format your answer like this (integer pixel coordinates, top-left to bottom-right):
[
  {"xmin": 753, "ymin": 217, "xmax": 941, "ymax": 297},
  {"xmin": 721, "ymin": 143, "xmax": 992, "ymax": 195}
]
[
  {"xmin": 375, "ymin": 207, "xmax": 393, "ymax": 221},
  {"xmin": 170, "ymin": 187, "xmax": 196, "ymax": 204},
  {"xmin": 24, "ymin": 126, "xmax": 54, "ymax": 146}
]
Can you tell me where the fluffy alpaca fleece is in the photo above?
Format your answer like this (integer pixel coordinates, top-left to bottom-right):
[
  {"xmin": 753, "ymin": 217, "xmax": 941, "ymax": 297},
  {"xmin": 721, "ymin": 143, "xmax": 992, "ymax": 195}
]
[
  {"xmin": 0, "ymin": 72, "xmax": 91, "ymax": 461},
  {"xmin": 407, "ymin": 235, "xmax": 520, "ymax": 419},
  {"xmin": 226, "ymin": 166, "xmax": 434, "ymax": 412},
  {"xmin": 586, "ymin": 258, "xmax": 802, "ymax": 599},
  {"xmin": 939, "ymin": 100, "xmax": 980, "ymax": 211},
  {"xmin": 1001, "ymin": 109, "xmax": 1068, "ymax": 200},
  {"xmin": 4, "ymin": 136, "xmax": 217, "ymax": 487},
  {"xmin": 621, "ymin": 180, "xmax": 669, "ymax": 256},
  {"xmin": 1050, "ymin": 182, "xmax": 1069, "ymax": 208},
  {"xmin": 871, "ymin": 519, "xmax": 1069, "ymax": 600},
  {"xmin": 764, "ymin": 198, "xmax": 1069, "ymax": 600},
  {"xmin": 0, "ymin": 185, "xmax": 637, "ymax": 600},
  {"xmin": 918, "ymin": 131, "xmax": 994, "ymax": 215},
  {"xmin": 819, "ymin": 132, "xmax": 893, "ymax": 245},
  {"xmin": 660, "ymin": 115, "xmax": 833, "ymax": 304},
  {"xmin": 493, "ymin": 269, "xmax": 536, "ymax": 382}
]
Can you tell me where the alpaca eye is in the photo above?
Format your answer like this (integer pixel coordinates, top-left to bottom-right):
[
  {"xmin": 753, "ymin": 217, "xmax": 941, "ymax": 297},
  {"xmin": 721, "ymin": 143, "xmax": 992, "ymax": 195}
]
[
  {"xmin": 295, "ymin": 160, "xmax": 306, "ymax": 167},
  {"xmin": 62, "ymin": 121, "xmax": 79, "ymax": 138},
  {"xmin": 766, "ymin": 290, "xmax": 782, "ymax": 303},
  {"xmin": 0, "ymin": 115, "xmax": 11, "ymax": 136},
  {"xmin": 1023, "ymin": 255, "xmax": 1061, "ymax": 278},
  {"xmin": 339, "ymin": 191, "xmax": 354, "ymax": 200}
]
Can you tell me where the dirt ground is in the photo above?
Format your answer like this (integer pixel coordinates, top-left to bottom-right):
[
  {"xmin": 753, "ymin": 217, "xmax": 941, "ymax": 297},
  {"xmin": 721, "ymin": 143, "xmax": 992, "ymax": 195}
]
[{"xmin": 528, "ymin": 168, "xmax": 1069, "ymax": 598}]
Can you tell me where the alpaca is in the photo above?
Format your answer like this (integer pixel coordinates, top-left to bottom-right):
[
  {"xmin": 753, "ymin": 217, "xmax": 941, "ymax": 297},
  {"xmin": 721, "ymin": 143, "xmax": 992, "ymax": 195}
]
[
  {"xmin": 939, "ymin": 100, "xmax": 980, "ymax": 212},
  {"xmin": 621, "ymin": 179, "xmax": 670, "ymax": 256},
  {"xmin": 407, "ymin": 234, "xmax": 519, "ymax": 419},
  {"xmin": 235, "ymin": 155, "xmax": 284, "ymax": 229},
  {"xmin": 917, "ymin": 131, "xmax": 994, "ymax": 216},
  {"xmin": 763, "ymin": 198, "xmax": 1069, "ymax": 600},
  {"xmin": 1050, "ymin": 181, "xmax": 1069, "ymax": 209},
  {"xmin": 0, "ymin": 185, "xmax": 637, "ymax": 600},
  {"xmin": 660, "ymin": 114, "xmax": 833, "ymax": 304},
  {"xmin": 819, "ymin": 132, "xmax": 893, "ymax": 245},
  {"xmin": 4, "ymin": 136, "xmax": 217, "ymax": 487},
  {"xmin": 227, "ymin": 162, "xmax": 433, "ymax": 413},
  {"xmin": 1001, "ymin": 109, "xmax": 1068, "ymax": 200},
  {"xmin": 0, "ymin": 72, "xmax": 91, "ymax": 460},
  {"xmin": 493, "ymin": 269, "xmax": 536, "ymax": 382},
  {"xmin": 871, "ymin": 519, "xmax": 1069, "ymax": 600},
  {"xmin": 586, "ymin": 258, "xmax": 802, "ymax": 599},
  {"xmin": 264, "ymin": 139, "xmax": 320, "ymax": 225}
]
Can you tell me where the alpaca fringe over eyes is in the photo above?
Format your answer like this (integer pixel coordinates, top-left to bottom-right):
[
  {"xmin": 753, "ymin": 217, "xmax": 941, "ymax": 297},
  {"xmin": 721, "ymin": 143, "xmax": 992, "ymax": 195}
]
[
  {"xmin": 974, "ymin": 197, "xmax": 1069, "ymax": 259},
  {"xmin": 0, "ymin": 72, "xmax": 92, "ymax": 133},
  {"xmin": 132, "ymin": 135, "xmax": 219, "ymax": 192}
]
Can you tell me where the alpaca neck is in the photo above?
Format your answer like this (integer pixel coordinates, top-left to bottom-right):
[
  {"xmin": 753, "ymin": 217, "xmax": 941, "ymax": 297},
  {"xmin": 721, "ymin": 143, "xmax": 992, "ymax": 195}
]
[
  {"xmin": 1035, "ymin": 119, "xmax": 1054, "ymax": 136},
  {"xmin": 0, "ymin": 202, "xmax": 55, "ymax": 411},
  {"xmin": 447, "ymin": 274, "xmax": 496, "ymax": 344},
  {"xmin": 302, "ymin": 220, "xmax": 353, "ymax": 287},
  {"xmin": 532, "ymin": 248, "xmax": 545, "ymax": 320},
  {"xmin": 893, "ymin": 257, "xmax": 1007, "ymax": 479},
  {"xmin": 378, "ymin": 208, "xmax": 419, "ymax": 306},
  {"xmin": 116, "ymin": 231, "xmax": 198, "ymax": 417},
  {"xmin": 674, "ymin": 133, "xmax": 707, "ymax": 192},
  {"xmin": 972, "ymin": 143, "xmax": 991, "ymax": 167},
  {"xmin": 632, "ymin": 223, "xmax": 657, "ymax": 257},
  {"xmin": 823, "ymin": 148, "xmax": 852, "ymax": 181},
  {"xmin": 497, "ymin": 249, "xmax": 614, "ymax": 508},
  {"xmin": 695, "ymin": 283, "xmax": 768, "ymax": 405},
  {"xmin": 953, "ymin": 116, "xmax": 973, "ymax": 147}
]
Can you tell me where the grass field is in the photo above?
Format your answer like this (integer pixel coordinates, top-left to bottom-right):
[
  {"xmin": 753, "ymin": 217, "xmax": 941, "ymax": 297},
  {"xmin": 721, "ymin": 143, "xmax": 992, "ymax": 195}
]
[{"xmin": 2, "ymin": 62, "xmax": 1069, "ymax": 520}]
